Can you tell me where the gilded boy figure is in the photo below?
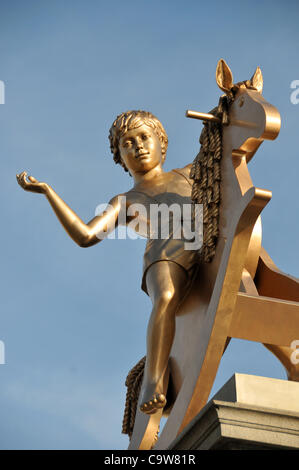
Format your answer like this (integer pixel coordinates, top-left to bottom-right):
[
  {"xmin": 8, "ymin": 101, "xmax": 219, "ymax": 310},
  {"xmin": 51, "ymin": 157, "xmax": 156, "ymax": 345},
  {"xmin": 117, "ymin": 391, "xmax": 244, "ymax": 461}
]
[{"xmin": 17, "ymin": 110, "xmax": 199, "ymax": 414}]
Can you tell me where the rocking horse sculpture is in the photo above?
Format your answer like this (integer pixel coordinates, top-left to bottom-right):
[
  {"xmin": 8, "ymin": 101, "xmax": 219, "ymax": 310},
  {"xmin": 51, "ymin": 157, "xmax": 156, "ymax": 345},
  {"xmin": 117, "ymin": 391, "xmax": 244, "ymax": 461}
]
[{"xmin": 127, "ymin": 59, "xmax": 299, "ymax": 450}]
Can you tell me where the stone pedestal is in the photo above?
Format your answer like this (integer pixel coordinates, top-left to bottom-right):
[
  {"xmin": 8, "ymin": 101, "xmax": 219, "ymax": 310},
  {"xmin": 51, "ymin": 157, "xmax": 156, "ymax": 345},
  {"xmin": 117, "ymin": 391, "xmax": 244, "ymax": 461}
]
[{"xmin": 169, "ymin": 374, "xmax": 299, "ymax": 450}]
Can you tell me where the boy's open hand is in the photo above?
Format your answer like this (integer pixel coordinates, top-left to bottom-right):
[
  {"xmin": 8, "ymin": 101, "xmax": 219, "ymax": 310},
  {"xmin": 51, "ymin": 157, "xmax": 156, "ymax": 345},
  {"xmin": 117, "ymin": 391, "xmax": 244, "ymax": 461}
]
[{"xmin": 16, "ymin": 171, "xmax": 47, "ymax": 194}]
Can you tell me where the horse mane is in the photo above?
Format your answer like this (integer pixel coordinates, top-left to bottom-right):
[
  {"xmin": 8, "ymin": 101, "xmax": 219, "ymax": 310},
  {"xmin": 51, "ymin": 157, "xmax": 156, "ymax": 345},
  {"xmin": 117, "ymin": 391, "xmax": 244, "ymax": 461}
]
[{"xmin": 190, "ymin": 94, "xmax": 231, "ymax": 262}]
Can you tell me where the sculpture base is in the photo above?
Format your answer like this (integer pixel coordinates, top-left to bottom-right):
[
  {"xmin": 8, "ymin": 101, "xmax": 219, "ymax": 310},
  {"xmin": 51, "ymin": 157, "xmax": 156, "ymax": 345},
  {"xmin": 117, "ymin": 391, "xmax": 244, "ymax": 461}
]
[{"xmin": 168, "ymin": 374, "xmax": 299, "ymax": 450}]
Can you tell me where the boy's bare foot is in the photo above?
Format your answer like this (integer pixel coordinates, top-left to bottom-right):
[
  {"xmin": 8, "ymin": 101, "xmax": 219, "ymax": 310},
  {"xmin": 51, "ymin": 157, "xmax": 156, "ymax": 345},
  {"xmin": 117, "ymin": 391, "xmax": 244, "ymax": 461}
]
[
  {"xmin": 139, "ymin": 365, "xmax": 169, "ymax": 415},
  {"xmin": 140, "ymin": 393, "xmax": 167, "ymax": 415}
]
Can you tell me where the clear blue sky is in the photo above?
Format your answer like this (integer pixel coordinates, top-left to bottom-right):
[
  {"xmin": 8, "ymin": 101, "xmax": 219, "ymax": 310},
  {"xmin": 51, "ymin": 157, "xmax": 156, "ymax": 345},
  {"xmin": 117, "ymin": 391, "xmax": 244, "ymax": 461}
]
[{"xmin": 1, "ymin": 0, "xmax": 299, "ymax": 449}]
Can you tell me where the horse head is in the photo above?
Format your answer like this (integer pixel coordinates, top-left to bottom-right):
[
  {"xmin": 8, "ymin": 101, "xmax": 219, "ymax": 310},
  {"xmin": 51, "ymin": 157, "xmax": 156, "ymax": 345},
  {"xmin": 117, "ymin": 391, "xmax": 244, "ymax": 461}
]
[
  {"xmin": 216, "ymin": 58, "xmax": 281, "ymax": 162},
  {"xmin": 188, "ymin": 59, "xmax": 281, "ymax": 271}
]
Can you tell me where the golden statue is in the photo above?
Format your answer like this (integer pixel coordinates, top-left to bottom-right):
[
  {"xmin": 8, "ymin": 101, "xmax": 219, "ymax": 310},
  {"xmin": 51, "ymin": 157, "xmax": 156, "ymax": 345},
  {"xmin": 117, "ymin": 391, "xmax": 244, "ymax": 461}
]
[
  {"xmin": 16, "ymin": 110, "xmax": 200, "ymax": 415},
  {"xmin": 17, "ymin": 59, "xmax": 299, "ymax": 450}
]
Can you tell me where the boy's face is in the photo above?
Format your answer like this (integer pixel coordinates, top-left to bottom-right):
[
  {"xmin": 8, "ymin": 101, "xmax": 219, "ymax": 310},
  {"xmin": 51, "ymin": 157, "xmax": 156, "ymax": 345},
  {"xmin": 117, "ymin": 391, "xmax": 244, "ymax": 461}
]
[{"xmin": 119, "ymin": 124, "xmax": 163, "ymax": 176}]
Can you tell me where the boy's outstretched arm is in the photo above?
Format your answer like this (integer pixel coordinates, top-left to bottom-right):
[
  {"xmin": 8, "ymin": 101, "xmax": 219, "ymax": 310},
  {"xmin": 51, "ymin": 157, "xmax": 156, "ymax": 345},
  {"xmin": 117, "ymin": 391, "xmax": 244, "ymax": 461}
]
[{"xmin": 16, "ymin": 171, "xmax": 121, "ymax": 247}]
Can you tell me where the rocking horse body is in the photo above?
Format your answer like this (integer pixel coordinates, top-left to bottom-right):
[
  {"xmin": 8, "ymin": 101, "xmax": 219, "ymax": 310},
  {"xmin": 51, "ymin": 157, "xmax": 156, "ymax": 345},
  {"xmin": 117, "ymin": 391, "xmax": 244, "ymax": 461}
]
[{"xmin": 128, "ymin": 60, "xmax": 299, "ymax": 450}]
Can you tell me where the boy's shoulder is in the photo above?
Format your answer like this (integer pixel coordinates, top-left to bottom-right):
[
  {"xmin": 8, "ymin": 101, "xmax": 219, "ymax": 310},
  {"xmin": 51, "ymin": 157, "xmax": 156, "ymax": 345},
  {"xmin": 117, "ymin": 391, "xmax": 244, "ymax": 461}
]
[
  {"xmin": 119, "ymin": 163, "xmax": 193, "ymax": 204},
  {"xmin": 171, "ymin": 163, "xmax": 192, "ymax": 180},
  {"xmin": 118, "ymin": 189, "xmax": 149, "ymax": 206}
]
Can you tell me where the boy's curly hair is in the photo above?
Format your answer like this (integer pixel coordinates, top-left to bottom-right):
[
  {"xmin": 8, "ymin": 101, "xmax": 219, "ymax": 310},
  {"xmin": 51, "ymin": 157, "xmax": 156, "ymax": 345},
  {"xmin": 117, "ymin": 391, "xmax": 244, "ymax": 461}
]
[{"xmin": 109, "ymin": 110, "xmax": 168, "ymax": 173}]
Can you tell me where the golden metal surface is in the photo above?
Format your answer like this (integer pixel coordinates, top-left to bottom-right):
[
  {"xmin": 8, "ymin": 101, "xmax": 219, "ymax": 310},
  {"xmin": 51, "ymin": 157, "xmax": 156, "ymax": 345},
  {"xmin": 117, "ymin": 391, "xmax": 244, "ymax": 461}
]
[
  {"xmin": 255, "ymin": 247, "xmax": 299, "ymax": 302},
  {"xmin": 185, "ymin": 110, "xmax": 220, "ymax": 123},
  {"xmin": 231, "ymin": 292, "xmax": 299, "ymax": 346},
  {"xmin": 17, "ymin": 59, "xmax": 299, "ymax": 450},
  {"xmin": 16, "ymin": 112, "xmax": 202, "ymax": 428},
  {"xmin": 155, "ymin": 60, "xmax": 297, "ymax": 450},
  {"xmin": 236, "ymin": 269, "xmax": 299, "ymax": 381}
]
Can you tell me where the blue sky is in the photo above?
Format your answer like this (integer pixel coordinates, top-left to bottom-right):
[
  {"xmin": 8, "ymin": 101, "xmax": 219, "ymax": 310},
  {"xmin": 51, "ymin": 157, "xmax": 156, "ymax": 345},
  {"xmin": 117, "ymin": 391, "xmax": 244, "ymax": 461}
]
[{"xmin": 1, "ymin": 0, "xmax": 299, "ymax": 449}]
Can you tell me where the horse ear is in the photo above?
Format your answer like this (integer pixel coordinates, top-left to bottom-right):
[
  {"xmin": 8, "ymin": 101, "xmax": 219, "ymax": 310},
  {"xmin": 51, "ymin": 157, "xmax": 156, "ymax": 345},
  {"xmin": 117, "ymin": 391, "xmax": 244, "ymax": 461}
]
[
  {"xmin": 216, "ymin": 59, "xmax": 234, "ymax": 93},
  {"xmin": 250, "ymin": 66, "xmax": 263, "ymax": 93}
]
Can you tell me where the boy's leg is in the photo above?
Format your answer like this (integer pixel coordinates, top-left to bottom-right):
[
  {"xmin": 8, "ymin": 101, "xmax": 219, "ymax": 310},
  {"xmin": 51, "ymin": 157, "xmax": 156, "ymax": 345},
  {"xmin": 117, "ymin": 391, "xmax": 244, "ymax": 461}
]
[{"xmin": 139, "ymin": 260, "xmax": 190, "ymax": 414}]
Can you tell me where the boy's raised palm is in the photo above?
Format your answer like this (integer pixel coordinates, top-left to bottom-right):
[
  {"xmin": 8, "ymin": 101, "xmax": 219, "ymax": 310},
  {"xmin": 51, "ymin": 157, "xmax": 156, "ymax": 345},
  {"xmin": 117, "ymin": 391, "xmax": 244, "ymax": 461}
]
[{"xmin": 16, "ymin": 171, "xmax": 47, "ymax": 194}]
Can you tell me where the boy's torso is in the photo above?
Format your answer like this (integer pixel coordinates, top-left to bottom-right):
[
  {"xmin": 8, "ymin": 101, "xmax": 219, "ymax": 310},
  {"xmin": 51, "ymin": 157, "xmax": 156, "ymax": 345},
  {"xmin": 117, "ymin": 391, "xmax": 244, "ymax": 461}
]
[
  {"xmin": 124, "ymin": 164, "xmax": 193, "ymax": 208},
  {"xmin": 119, "ymin": 164, "xmax": 194, "ymax": 240}
]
